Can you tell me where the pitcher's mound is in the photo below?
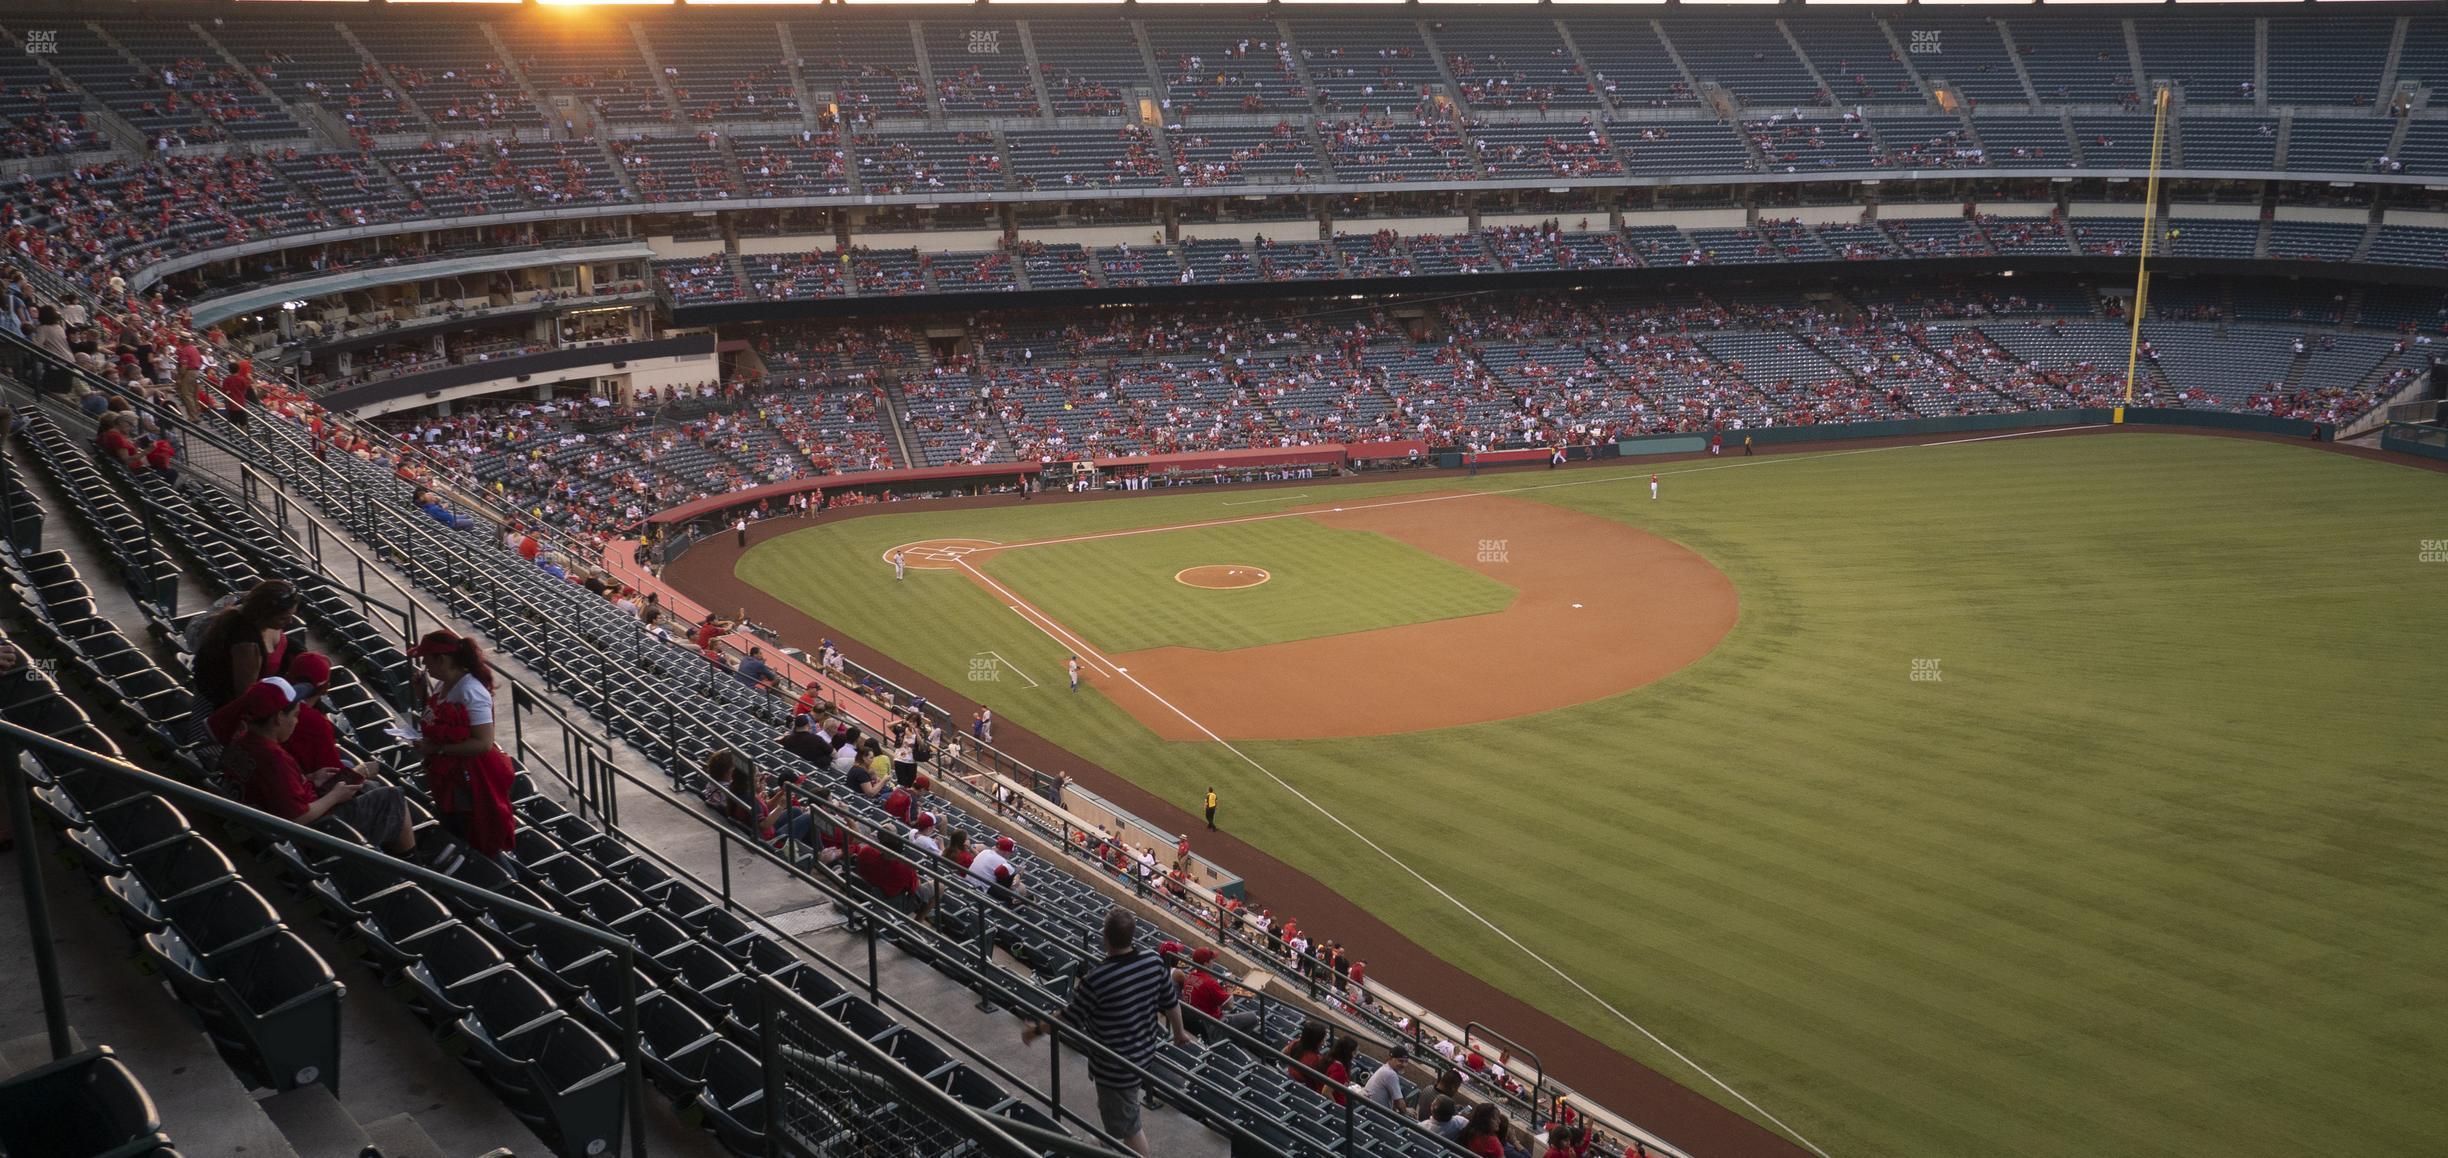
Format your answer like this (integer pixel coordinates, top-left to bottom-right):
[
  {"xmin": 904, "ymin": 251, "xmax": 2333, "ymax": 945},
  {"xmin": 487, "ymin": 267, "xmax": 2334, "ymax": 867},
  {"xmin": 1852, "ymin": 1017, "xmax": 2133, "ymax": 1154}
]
[
  {"xmin": 884, "ymin": 539, "xmax": 1000, "ymax": 570},
  {"xmin": 1177, "ymin": 565, "xmax": 1271, "ymax": 590}
]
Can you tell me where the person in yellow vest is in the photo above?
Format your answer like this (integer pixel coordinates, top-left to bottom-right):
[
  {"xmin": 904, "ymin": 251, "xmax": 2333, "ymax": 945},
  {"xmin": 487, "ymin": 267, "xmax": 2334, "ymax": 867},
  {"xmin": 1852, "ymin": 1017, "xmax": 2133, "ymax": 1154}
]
[{"xmin": 1204, "ymin": 787, "xmax": 1217, "ymax": 831}]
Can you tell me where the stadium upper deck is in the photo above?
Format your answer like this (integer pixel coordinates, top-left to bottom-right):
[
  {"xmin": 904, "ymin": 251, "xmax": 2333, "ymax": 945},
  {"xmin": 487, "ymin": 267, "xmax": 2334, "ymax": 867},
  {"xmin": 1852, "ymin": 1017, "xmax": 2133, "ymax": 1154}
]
[{"xmin": 2, "ymin": 2, "xmax": 2445, "ymax": 296}]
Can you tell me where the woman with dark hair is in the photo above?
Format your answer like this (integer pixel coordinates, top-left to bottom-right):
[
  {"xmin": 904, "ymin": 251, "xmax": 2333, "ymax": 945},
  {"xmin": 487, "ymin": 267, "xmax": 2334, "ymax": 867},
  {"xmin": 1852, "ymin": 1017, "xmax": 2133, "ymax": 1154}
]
[
  {"xmin": 409, "ymin": 630, "xmax": 517, "ymax": 860},
  {"xmin": 30, "ymin": 304, "xmax": 70, "ymax": 362},
  {"xmin": 1322, "ymin": 1035, "xmax": 1360, "ymax": 1107},
  {"xmin": 1285, "ymin": 1020, "xmax": 1329, "ymax": 1093},
  {"xmin": 707, "ymin": 746, "xmax": 815, "ymax": 846},
  {"xmin": 191, "ymin": 579, "xmax": 299, "ymax": 709},
  {"xmin": 1458, "ymin": 1104, "xmax": 1506, "ymax": 1158}
]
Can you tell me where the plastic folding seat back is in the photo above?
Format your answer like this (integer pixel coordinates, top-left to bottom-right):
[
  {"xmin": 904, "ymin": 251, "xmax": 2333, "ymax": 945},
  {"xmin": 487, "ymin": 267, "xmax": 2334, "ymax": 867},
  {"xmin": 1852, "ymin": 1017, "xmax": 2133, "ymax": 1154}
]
[
  {"xmin": 694, "ymin": 1038, "xmax": 768, "ymax": 1154},
  {"xmin": 356, "ymin": 883, "xmax": 456, "ymax": 960},
  {"xmin": 659, "ymin": 881, "xmax": 718, "ymax": 925},
  {"xmin": 785, "ymin": 965, "xmax": 844, "ymax": 1010},
  {"xmin": 568, "ymin": 832, "xmax": 639, "ymax": 875},
  {"xmin": 692, "ymin": 906, "xmax": 757, "ymax": 952},
  {"xmin": 165, "ymin": 879, "xmax": 287, "ymax": 957},
  {"xmin": 937, "ymin": 1064, "xmax": 1015, "ymax": 1113},
  {"xmin": 663, "ymin": 943, "xmax": 743, "ymax": 1014},
  {"xmin": 127, "ymin": 833, "xmax": 239, "ymax": 904},
  {"xmin": 535, "ymin": 854, "xmax": 604, "ymax": 907},
  {"xmin": 569, "ymin": 957, "xmax": 659, "ymax": 1039},
  {"xmin": 31, "ymin": 777, "xmax": 91, "ymax": 831},
  {"xmin": 581, "ymin": 878, "xmax": 651, "ymax": 928},
  {"xmin": 511, "ymin": 828, "xmax": 570, "ymax": 874},
  {"xmin": 59, "ymin": 764, "xmax": 151, "ymax": 816},
  {"xmin": 0, "ymin": 1046, "xmax": 172, "ymax": 1158},
  {"xmin": 881, "ymin": 1027, "xmax": 954, "ymax": 1081},
  {"xmin": 401, "ymin": 923, "xmax": 514, "ymax": 1019},
  {"xmin": 61, "ymin": 819, "xmax": 131, "ymax": 878},
  {"xmin": 1000, "ymin": 1100, "xmax": 1062, "ymax": 1135},
  {"xmin": 89, "ymin": 795, "xmax": 192, "ymax": 860},
  {"xmin": 510, "ymin": 1018, "xmax": 627, "ymax": 1158},
  {"xmin": 635, "ymin": 991, "xmax": 722, "ymax": 1100},
  {"xmin": 825, "ymin": 992, "xmax": 897, "ymax": 1042},
  {"xmin": 459, "ymin": 969, "xmax": 568, "ymax": 1063},
  {"xmin": 145, "ymin": 928, "xmax": 346, "ymax": 1092}
]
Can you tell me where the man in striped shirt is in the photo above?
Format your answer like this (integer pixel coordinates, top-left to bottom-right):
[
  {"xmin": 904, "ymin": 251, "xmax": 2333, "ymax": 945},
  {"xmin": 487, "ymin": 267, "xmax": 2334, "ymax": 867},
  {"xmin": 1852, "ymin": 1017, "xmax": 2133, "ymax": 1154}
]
[{"xmin": 1024, "ymin": 908, "xmax": 1188, "ymax": 1155}]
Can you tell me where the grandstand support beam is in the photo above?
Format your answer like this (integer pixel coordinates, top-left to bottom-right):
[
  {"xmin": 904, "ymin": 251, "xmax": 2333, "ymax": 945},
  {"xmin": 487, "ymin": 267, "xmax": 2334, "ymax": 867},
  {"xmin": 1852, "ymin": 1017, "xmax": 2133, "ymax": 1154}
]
[{"xmin": 5, "ymin": 743, "xmax": 73, "ymax": 1062}]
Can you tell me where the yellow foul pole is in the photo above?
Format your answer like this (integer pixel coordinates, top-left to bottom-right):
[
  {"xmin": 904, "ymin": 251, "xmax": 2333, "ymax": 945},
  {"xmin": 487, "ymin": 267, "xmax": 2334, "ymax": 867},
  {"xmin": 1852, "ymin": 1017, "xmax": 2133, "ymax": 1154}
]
[{"xmin": 2119, "ymin": 84, "xmax": 2172, "ymax": 422}]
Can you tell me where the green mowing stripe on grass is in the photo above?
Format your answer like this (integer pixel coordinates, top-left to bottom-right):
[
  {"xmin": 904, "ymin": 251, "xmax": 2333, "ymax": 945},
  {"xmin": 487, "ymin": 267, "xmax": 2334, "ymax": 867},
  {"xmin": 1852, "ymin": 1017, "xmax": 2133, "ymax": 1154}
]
[
  {"xmin": 975, "ymin": 517, "xmax": 1516, "ymax": 653},
  {"xmin": 733, "ymin": 435, "xmax": 2448, "ymax": 1158}
]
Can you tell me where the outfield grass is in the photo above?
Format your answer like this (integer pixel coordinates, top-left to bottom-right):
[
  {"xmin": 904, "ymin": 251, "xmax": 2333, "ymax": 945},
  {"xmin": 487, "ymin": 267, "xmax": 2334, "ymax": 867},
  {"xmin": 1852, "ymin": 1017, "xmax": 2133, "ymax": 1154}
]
[
  {"xmin": 976, "ymin": 516, "xmax": 1515, "ymax": 652},
  {"xmin": 735, "ymin": 434, "xmax": 2448, "ymax": 1158}
]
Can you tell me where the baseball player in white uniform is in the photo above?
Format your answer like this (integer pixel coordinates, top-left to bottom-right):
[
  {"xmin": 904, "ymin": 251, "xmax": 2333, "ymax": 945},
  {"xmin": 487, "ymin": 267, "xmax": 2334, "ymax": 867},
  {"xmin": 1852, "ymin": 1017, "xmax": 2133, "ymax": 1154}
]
[
  {"xmin": 894, "ymin": 551, "xmax": 907, "ymax": 580},
  {"xmin": 1650, "ymin": 473, "xmax": 1659, "ymax": 500},
  {"xmin": 1067, "ymin": 657, "xmax": 1081, "ymax": 692}
]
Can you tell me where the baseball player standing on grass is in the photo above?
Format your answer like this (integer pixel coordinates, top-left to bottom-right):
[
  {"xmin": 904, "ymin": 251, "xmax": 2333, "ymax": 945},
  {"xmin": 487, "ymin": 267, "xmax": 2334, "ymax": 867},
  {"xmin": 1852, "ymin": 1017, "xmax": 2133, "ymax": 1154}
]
[
  {"xmin": 894, "ymin": 551, "xmax": 907, "ymax": 580},
  {"xmin": 1650, "ymin": 473, "xmax": 1659, "ymax": 500},
  {"xmin": 1068, "ymin": 657, "xmax": 1081, "ymax": 692}
]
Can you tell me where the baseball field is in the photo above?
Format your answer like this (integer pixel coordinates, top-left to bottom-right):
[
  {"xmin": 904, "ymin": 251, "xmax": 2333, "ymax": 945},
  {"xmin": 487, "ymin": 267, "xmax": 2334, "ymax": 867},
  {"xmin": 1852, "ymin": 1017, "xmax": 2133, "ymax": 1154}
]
[{"xmin": 708, "ymin": 430, "xmax": 2448, "ymax": 1158}]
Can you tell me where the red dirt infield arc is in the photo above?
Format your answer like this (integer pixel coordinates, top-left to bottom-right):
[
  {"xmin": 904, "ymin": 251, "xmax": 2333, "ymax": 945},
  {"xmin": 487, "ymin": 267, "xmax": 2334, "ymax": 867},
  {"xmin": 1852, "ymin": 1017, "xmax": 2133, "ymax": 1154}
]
[
  {"xmin": 1174, "ymin": 565, "xmax": 1271, "ymax": 589},
  {"xmin": 966, "ymin": 492, "xmax": 1739, "ymax": 742}
]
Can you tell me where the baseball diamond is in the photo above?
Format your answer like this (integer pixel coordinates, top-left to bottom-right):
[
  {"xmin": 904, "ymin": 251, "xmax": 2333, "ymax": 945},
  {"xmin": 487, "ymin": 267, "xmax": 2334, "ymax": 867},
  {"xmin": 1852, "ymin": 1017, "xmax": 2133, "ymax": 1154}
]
[{"xmin": 698, "ymin": 428, "xmax": 2448, "ymax": 1158}]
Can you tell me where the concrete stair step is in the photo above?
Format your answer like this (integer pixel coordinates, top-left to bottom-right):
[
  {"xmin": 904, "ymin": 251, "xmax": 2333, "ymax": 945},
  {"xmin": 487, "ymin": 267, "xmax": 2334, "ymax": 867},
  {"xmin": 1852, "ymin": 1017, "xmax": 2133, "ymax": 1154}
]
[
  {"xmin": 262, "ymin": 1083, "xmax": 374, "ymax": 1157},
  {"xmin": 362, "ymin": 1112, "xmax": 452, "ymax": 1158}
]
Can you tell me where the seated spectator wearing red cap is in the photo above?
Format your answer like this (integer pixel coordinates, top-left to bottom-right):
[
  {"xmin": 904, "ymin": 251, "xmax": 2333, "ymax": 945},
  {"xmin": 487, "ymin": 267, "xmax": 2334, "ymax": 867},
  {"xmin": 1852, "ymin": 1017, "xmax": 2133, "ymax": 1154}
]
[
  {"xmin": 277, "ymin": 652, "xmax": 383, "ymax": 786},
  {"xmin": 409, "ymin": 631, "xmax": 518, "ymax": 860},
  {"xmin": 966, "ymin": 833, "xmax": 1015, "ymax": 892},
  {"xmin": 1183, "ymin": 946, "xmax": 1262, "ymax": 1038},
  {"xmin": 211, "ymin": 678, "xmax": 418, "ymax": 857},
  {"xmin": 907, "ymin": 811, "xmax": 942, "ymax": 856}
]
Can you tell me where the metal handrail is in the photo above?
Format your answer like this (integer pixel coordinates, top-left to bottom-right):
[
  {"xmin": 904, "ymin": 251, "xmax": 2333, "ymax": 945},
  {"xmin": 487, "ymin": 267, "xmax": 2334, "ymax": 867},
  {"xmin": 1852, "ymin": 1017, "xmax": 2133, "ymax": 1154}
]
[{"xmin": 0, "ymin": 719, "xmax": 653, "ymax": 1158}]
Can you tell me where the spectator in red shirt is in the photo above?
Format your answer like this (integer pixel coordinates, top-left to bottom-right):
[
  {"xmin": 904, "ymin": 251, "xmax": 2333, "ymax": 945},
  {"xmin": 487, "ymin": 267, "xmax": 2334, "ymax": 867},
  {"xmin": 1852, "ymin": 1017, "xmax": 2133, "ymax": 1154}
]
[
  {"xmin": 1183, "ymin": 947, "xmax": 1261, "ymax": 1038},
  {"xmin": 210, "ymin": 678, "xmax": 415, "ymax": 856},
  {"xmin": 139, "ymin": 434, "xmax": 177, "ymax": 483},
  {"xmin": 852, "ymin": 827, "xmax": 939, "ymax": 920},
  {"xmin": 277, "ymin": 652, "xmax": 380, "ymax": 785},
  {"xmin": 883, "ymin": 773, "xmax": 928, "ymax": 824},
  {"xmin": 1323, "ymin": 1036, "xmax": 1359, "ymax": 1106},
  {"xmin": 94, "ymin": 412, "xmax": 142, "ymax": 470},
  {"xmin": 1284, "ymin": 1020, "xmax": 1328, "ymax": 1094}
]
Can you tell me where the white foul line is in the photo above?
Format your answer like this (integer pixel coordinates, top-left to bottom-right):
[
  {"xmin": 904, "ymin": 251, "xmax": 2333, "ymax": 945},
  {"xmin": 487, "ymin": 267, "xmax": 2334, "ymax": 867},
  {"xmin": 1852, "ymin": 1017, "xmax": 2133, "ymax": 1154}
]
[
  {"xmin": 1004, "ymin": 604, "xmax": 1112, "ymax": 677},
  {"xmin": 976, "ymin": 650, "xmax": 1039, "ymax": 688},
  {"xmin": 964, "ymin": 554, "xmax": 1828, "ymax": 1157},
  {"xmin": 948, "ymin": 423, "xmax": 2112, "ymax": 1158}
]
